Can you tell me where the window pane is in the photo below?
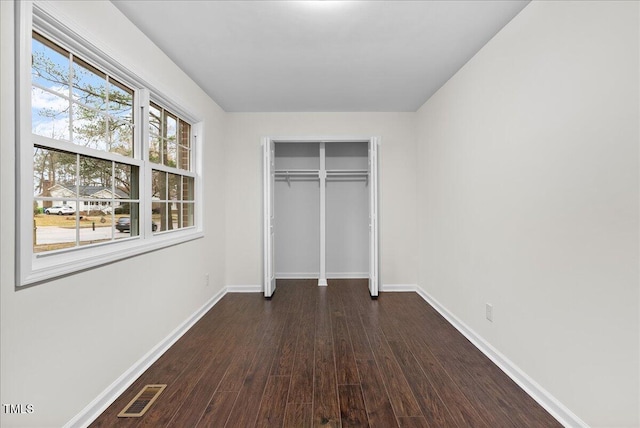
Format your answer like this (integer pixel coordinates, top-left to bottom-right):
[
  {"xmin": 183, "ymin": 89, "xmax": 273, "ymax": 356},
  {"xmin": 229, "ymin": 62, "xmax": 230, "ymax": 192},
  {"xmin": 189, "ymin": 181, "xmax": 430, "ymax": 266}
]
[
  {"xmin": 32, "ymin": 87, "xmax": 70, "ymax": 141},
  {"xmin": 79, "ymin": 212, "xmax": 113, "ymax": 246},
  {"xmin": 164, "ymin": 113, "xmax": 177, "ymax": 167},
  {"xmin": 152, "ymin": 202, "xmax": 168, "ymax": 232},
  {"xmin": 33, "ymin": 147, "xmax": 78, "ymax": 252},
  {"xmin": 34, "ymin": 213, "xmax": 78, "ymax": 254},
  {"xmin": 109, "ymin": 120, "xmax": 134, "ymax": 157},
  {"xmin": 108, "ymin": 78, "xmax": 133, "ymax": 123},
  {"xmin": 182, "ymin": 202, "xmax": 194, "ymax": 228},
  {"xmin": 32, "ymin": 32, "xmax": 70, "ymax": 96},
  {"xmin": 149, "ymin": 103, "xmax": 161, "ymax": 133},
  {"xmin": 178, "ymin": 145, "xmax": 190, "ymax": 171},
  {"xmin": 165, "ymin": 139, "xmax": 177, "ymax": 168},
  {"xmin": 169, "ymin": 202, "xmax": 180, "ymax": 230},
  {"xmin": 178, "ymin": 120, "xmax": 190, "ymax": 170},
  {"xmin": 168, "ymin": 173, "xmax": 180, "ymax": 201},
  {"xmin": 79, "ymin": 155, "xmax": 112, "ymax": 193},
  {"xmin": 114, "ymin": 202, "xmax": 139, "ymax": 239},
  {"xmin": 152, "ymin": 170, "xmax": 167, "ymax": 200},
  {"xmin": 179, "ymin": 120, "xmax": 190, "ymax": 149},
  {"xmin": 115, "ymin": 163, "xmax": 138, "ymax": 199},
  {"xmin": 149, "ymin": 136, "xmax": 161, "ymax": 163},
  {"xmin": 33, "ymin": 146, "xmax": 77, "ymax": 199},
  {"xmin": 108, "ymin": 78, "xmax": 133, "ymax": 157},
  {"xmin": 72, "ymin": 57, "xmax": 106, "ymax": 111},
  {"xmin": 183, "ymin": 176, "xmax": 194, "ymax": 201},
  {"xmin": 72, "ymin": 103, "xmax": 108, "ymax": 151}
]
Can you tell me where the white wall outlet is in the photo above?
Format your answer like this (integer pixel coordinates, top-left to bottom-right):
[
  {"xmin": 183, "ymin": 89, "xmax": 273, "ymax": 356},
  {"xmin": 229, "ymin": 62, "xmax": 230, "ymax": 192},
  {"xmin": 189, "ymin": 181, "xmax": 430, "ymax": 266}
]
[
  {"xmin": 205, "ymin": 273, "xmax": 210, "ymax": 287},
  {"xmin": 486, "ymin": 303, "xmax": 493, "ymax": 322}
]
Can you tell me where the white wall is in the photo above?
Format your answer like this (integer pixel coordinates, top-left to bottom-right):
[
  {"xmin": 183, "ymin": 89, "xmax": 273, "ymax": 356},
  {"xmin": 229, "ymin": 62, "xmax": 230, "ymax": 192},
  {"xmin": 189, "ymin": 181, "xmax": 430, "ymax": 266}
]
[
  {"xmin": 0, "ymin": 1, "xmax": 226, "ymax": 426},
  {"xmin": 416, "ymin": 1, "xmax": 639, "ymax": 426},
  {"xmin": 224, "ymin": 113, "xmax": 417, "ymax": 288}
]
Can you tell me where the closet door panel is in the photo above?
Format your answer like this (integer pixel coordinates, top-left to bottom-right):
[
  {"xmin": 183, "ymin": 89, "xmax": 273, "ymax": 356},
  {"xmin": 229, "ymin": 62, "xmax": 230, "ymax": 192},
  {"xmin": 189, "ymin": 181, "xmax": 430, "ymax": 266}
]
[
  {"xmin": 326, "ymin": 179, "xmax": 368, "ymax": 277},
  {"xmin": 274, "ymin": 179, "xmax": 320, "ymax": 278}
]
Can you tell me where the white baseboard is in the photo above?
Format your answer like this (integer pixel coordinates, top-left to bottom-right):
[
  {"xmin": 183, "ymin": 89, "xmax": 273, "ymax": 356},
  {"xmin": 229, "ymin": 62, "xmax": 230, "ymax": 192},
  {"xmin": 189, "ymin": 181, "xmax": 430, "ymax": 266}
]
[
  {"xmin": 326, "ymin": 272, "xmax": 368, "ymax": 279},
  {"xmin": 64, "ymin": 287, "xmax": 227, "ymax": 428},
  {"xmin": 414, "ymin": 286, "xmax": 587, "ymax": 428},
  {"xmin": 276, "ymin": 272, "xmax": 318, "ymax": 279},
  {"xmin": 380, "ymin": 283, "xmax": 417, "ymax": 292},
  {"xmin": 226, "ymin": 285, "xmax": 262, "ymax": 293}
]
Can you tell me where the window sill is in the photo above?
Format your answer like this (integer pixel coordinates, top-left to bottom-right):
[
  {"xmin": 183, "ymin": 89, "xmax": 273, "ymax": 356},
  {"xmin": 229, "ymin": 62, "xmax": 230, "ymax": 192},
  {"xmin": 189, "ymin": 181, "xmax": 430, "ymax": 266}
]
[{"xmin": 19, "ymin": 229, "xmax": 204, "ymax": 287}]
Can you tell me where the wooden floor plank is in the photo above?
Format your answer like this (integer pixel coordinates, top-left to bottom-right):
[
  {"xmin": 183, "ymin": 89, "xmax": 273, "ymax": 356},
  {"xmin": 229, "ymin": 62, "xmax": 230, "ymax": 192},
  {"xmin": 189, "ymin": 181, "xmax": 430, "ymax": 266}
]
[
  {"xmin": 284, "ymin": 402, "xmax": 312, "ymax": 428},
  {"xmin": 338, "ymin": 384, "xmax": 370, "ymax": 428},
  {"xmin": 195, "ymin": 391, "xmax": 238, "ymax": 428},
  {"xmin": 313, "ymin": 291, "xmax": 340, "ymax": 428},
  {"xmin": 364, "ymin": 327, "xmax": 423, "ymax": 418},
  {"xmin": 397, "ymin": 416, "xmax": 430, "ymax": 428},
  {"xmin": 255, "ymin": 375, "xmax": 291, "ymax": 428},
  {"xmin": 387, "ymin": 339, "xmax": 460, "ymax": 427},
  {"xmin": 91, "ymin": 281, "xmax": 561, "ymax": 428},
  {"xmin": 313, "ymin": 337, "xmax": 340, "ymax": 428},
  {"xmin": 287, "ymin": 284, "xmax": 316, "ymax": 404},
  {"xmin": 356, "ymin": 358, "xmax": 400, "ymax": 428},
  {"xmin": 332, "ymin": 313, "xmax": 360, "ymax": 385}
]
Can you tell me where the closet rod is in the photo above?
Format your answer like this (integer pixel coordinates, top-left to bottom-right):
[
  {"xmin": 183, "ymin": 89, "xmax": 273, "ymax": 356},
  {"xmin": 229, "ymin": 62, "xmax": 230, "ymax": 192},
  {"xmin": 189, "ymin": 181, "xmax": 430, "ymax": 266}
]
[
  {"xmin": 275, "ymin": 170, "xmax": 320, "ymax": 186},
  {"xmin": 325, "ymin": 172, "xmax": 368, "ymax": 176}
]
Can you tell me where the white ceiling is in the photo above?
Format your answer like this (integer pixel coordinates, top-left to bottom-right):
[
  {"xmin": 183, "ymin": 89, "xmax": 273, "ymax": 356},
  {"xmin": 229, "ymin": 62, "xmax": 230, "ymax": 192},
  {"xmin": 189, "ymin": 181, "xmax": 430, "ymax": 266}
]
[{"xmin": 112, "ymin": 0, "xmax": 529, "ymax": 112}]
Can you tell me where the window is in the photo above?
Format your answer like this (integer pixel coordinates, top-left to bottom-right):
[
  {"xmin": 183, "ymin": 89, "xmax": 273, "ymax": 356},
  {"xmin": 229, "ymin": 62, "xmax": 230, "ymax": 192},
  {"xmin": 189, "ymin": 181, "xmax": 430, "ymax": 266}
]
[
  {"xmin": 149, "ymin": 103, "xmax": 195, "ymax": 233},
  {"xmin": 17, "ymin": 2, "xmax": 203, "ymax": 286}
]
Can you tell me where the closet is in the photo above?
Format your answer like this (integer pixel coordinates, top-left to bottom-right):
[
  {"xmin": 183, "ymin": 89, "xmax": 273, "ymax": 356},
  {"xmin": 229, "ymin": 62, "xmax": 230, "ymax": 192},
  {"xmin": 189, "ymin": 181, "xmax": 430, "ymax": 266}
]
[{"xmin": 263, "ymin": 138, "xmax": 379, "ymax": 299}]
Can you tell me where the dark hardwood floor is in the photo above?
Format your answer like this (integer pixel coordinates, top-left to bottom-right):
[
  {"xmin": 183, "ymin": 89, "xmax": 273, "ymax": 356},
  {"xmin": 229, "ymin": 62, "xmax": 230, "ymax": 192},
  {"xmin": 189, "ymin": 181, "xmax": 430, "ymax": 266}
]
[{"xmin": 91, "ymin": 280, "xmax": 561, "ymax": 427}]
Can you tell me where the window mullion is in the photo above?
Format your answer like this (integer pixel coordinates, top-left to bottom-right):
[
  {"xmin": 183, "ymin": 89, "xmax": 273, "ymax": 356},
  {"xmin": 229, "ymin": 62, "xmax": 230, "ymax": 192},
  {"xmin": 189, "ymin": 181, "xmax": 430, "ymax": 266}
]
[
  {"xmin": 138, "ymin": 88, "xmax": 151, "ymax": 237},
  {"xmin": 75, "ymin": 153, "xmax": 80, "ymax": 247},
  {"xmin": 68, "ymin": 51, "xmax": 74, "ymax": 146}
]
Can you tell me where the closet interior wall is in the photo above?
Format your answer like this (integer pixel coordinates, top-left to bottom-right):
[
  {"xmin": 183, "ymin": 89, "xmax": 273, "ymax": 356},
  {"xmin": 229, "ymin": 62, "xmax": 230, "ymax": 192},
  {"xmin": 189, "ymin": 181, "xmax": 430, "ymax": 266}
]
[
  {"xmin": 326, "ymin": 142, "xmax": 368, "ymax": 278},
  {"xmin": 274, "ymin": 143, "xmax": 320, "ymax": 278}
]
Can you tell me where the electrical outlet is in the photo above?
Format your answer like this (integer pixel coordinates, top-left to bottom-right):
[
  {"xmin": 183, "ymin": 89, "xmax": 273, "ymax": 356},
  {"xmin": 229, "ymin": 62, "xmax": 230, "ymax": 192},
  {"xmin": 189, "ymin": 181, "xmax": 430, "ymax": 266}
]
[
  {"xmin": 486, "ymin": 303, "xmax": 493, "ymax": 322},
  {"xmin": 205, "ymin": 273, "xmax": 210, "ymax": 287}
]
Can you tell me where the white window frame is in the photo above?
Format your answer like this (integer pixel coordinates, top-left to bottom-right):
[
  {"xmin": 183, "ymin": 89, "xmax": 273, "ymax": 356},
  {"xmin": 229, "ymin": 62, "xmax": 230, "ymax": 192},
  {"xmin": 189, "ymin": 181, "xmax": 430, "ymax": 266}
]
[{"xmin": 16, "ymin": 1, "xmax": 204, "ymax": 287}]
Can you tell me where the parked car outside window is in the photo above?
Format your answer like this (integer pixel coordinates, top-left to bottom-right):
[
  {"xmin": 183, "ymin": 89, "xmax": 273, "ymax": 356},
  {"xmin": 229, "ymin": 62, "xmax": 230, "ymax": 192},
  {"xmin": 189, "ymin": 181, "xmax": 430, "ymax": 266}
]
[
  {"xmin": 115, "ymin": 217, "xmax": 158, "ymax": 232},
  {"xmin": 44, "ymin": 205, "xmax": 75, "ymax": 215}
]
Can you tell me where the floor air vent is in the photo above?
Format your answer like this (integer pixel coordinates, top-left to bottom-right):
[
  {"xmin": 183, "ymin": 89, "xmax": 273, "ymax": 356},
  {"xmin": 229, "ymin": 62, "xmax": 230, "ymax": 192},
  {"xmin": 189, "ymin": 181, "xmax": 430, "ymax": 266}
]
[{"xmin": 117, "ymin": 384, "xmax": 167, "ymax": 418}]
